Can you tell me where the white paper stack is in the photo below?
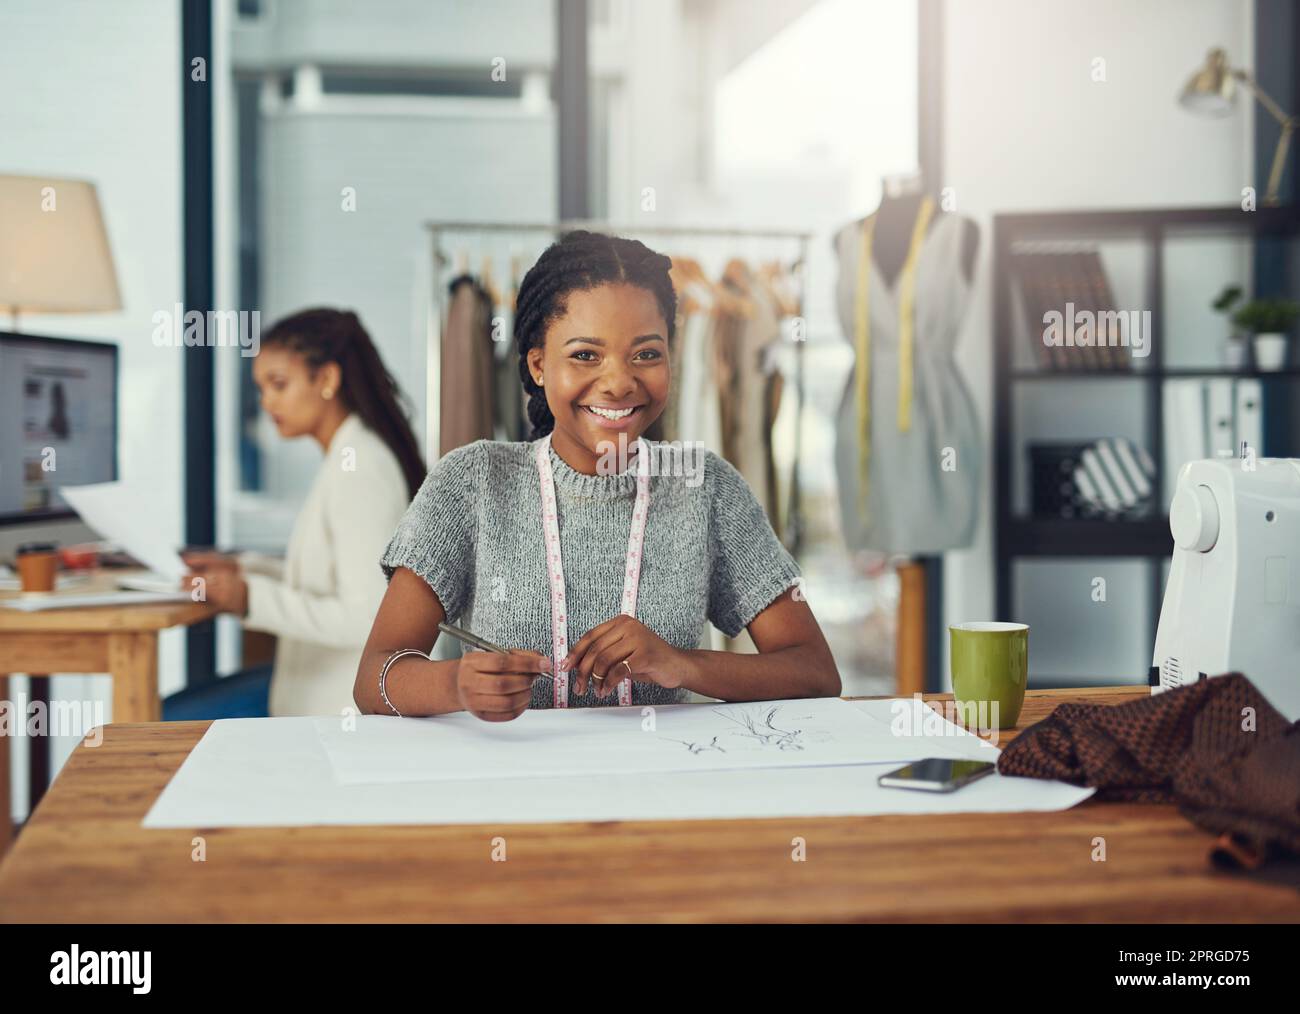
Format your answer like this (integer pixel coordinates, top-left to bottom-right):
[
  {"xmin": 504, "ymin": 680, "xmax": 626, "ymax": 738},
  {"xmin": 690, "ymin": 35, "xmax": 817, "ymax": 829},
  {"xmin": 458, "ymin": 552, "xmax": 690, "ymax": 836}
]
[{"xmin": 142, "ymin": 698, "xmax": 1092, "ymax": 828}]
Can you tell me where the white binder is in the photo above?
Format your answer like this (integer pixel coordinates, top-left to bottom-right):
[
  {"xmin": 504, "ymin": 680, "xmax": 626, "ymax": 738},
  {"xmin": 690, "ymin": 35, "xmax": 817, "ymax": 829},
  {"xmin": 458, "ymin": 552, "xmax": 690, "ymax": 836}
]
[
  {"xmin": 1206, "ymin": 379, "xmax": 1235, "ymax": 457},
  {"xmin": 1234, "ymin": 378, "xmax": 1263, "ymax": 457}
]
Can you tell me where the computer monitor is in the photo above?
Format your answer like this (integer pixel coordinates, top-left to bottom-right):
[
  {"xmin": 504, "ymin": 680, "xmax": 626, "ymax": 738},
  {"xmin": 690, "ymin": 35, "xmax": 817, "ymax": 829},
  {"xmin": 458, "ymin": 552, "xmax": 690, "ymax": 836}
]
[{"xmin": 0, "ymin": 331, "xmax": 118, "ymax": 525}]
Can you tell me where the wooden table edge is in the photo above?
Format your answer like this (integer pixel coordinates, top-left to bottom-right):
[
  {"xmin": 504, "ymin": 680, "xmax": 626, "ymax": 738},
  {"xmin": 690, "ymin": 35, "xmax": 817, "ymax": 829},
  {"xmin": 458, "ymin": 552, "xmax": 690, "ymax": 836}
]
[{"xmin": 9, "ymin": 683, "xmax": 1289, "ymax": 924}]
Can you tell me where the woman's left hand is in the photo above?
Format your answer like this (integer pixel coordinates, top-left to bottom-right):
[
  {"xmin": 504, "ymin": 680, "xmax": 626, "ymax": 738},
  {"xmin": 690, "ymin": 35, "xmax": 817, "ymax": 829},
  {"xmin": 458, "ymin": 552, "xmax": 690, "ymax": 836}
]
[
  {"xmin": 564, "ymin": 614, "xmax": 688, "ymax": 699},
  {"xmin": 181, "ymin": 569, "xmax": 249, "ymax": 616}
]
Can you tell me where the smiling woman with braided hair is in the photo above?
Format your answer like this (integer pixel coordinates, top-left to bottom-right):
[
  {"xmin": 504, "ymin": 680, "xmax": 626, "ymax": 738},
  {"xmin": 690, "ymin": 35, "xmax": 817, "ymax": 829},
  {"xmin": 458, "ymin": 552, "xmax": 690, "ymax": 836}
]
[{"xmin": 357, "ymin": 230, "xmax": 840, "ymax": 721}]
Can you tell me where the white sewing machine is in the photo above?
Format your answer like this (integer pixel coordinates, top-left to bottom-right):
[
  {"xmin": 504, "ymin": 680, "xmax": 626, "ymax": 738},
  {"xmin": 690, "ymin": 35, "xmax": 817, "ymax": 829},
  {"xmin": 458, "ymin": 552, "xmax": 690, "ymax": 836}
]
[{"xmin": 1152, "ymin": 453, "xmax": 1300, "ymax": 721}]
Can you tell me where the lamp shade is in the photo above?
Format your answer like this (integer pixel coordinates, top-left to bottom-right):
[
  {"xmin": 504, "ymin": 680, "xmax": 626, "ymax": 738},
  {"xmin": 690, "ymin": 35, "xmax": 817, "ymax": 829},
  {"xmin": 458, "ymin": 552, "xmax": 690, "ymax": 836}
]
[
  {"xmin": 1179, "ymin": 47, "xmax": 1236, "ymax": 117},
  {"xmin": 0, "ymin": 174, "xmax": 122, "ymax": 315}
]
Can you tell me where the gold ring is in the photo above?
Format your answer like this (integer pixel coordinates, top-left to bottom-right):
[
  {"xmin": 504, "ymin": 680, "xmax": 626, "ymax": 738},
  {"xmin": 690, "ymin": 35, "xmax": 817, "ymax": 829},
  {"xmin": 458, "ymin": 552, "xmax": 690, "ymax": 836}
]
[
  {"xmin": 619, "ymin": 659, "xmax": 632, "ymax": 677},
  {"xmin": 592, "ymin": 672, "xmax": 605, "ymax": 682}
]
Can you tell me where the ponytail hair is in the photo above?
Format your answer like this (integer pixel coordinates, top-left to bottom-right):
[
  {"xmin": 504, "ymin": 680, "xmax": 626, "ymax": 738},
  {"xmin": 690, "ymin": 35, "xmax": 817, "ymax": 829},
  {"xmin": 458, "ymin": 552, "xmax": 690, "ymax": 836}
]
[
  {"xmin": 262, "ymin": 308, "xmax": 426, "ymax": 500},
  {"xmin": 514, "ymin": 230, "xmax": 677, "ymax": 439}
]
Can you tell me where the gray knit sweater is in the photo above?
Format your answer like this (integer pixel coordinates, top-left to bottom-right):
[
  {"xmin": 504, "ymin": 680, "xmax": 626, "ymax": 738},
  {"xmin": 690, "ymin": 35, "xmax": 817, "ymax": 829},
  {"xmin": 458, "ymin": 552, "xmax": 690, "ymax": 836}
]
[{"xmin": 379, "ymin": 438, "xmax": 802, "ymax": 708}]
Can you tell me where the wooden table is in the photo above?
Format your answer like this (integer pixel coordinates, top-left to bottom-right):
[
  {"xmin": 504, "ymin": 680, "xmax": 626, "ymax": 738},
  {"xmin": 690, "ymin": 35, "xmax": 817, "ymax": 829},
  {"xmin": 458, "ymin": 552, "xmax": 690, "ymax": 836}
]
[
  {"xmin": 0, "ymin": 569, "xmax": 214, "ymax": 858},
  {"xmin": 0, "ymin": 685, "xmax": 1295, "ymax": 922}
]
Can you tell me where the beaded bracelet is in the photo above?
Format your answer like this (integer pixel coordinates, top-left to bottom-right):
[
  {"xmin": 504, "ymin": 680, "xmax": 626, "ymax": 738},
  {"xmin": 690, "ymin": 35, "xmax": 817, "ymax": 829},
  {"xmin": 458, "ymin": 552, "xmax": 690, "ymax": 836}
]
[{"xmin": 378, "ymin": 648, "xmax": 430, "ymax": 717}]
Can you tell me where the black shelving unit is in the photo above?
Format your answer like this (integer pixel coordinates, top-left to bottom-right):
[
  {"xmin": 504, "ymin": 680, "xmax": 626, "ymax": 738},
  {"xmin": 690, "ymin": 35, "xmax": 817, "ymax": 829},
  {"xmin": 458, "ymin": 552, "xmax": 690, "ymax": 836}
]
[{"xmin": 993, "ymin": 205, "xmax": 1300, "ymax": 675}]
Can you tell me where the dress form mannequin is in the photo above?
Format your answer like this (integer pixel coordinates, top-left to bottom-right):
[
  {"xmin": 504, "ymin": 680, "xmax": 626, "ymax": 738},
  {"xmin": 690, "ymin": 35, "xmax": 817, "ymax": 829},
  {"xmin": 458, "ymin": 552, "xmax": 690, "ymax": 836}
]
[
  {"xmin": 870, "ymin": 181, "xmax": 977, "ymax": 287},
  {"xmin": 833, "ymin": 174, "xmax": 981, "ymax": 693}
]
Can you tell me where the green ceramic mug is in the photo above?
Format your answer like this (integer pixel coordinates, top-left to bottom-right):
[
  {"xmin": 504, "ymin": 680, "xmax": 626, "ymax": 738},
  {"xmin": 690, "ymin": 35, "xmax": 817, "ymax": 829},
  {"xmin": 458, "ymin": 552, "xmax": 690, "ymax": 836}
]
[{"xmin": 949, "ymin": 622, "xmax": 1029, "ymax": 730}]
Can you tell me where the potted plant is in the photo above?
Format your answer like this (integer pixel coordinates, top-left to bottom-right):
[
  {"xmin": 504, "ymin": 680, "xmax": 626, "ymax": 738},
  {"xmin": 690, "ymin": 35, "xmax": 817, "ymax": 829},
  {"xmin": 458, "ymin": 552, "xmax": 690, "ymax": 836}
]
[
  {"xmin": 1231, "ymin": 298, "xmax": 1300, "ymax": 371},
  {"xmin": 1212, "ymin": 285, "xmax": 1246, "ymax": 368}
]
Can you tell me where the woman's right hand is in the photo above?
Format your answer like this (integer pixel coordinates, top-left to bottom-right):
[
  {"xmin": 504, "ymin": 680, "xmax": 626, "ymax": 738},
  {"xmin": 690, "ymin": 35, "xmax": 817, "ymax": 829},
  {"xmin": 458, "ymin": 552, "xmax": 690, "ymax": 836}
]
[{"xmin": 456, "ymin": 649, "xmax": 551, "ymax": 722}]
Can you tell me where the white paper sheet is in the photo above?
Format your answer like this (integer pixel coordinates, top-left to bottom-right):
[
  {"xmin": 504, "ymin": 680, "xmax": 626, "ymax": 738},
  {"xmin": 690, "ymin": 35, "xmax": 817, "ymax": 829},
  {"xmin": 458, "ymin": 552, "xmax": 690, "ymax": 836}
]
[
  {"xmin": 58, "ymin": 481, "xmax": 186, "ymax": 580},
  {"xmin": 142, "ymin": 700, "xmax": 1092, "ymax": 828},
  {"xmin": 0, "ymin": 570, "xmax": 91, "ymax": 592},
  {"xmin": 0, "ymin": 588, "xmax": 190, "ymax": 611},
  {"xmin": 312, "ymin": 696, "xmax": 1000, "ymax": 785}
]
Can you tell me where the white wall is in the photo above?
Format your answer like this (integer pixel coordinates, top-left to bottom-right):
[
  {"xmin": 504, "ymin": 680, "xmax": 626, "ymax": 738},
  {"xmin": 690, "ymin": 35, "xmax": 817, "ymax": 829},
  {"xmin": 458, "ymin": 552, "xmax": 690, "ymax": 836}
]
[
  {"xmin": 223, "ymin": 101, "xmax": 555, "ymax": 546},
  {"xmin": 232, "ymin": 0, "xmax": 554, "ymax": 69},
  {"xmin": 0, "ymin": 0, "xmax": 183, "ymax": 820},
  {"xmin": 942, "ymin": 0, "xmax": 1254, "ymax": 684}
]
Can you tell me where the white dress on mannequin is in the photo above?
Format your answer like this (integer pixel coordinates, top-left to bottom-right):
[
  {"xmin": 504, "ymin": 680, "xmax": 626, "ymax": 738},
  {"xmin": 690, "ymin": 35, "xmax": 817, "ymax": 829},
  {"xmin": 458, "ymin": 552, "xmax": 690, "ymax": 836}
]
[{"xmin": 832, "ymin": 210, "xmax": 981, "ymax": 554}]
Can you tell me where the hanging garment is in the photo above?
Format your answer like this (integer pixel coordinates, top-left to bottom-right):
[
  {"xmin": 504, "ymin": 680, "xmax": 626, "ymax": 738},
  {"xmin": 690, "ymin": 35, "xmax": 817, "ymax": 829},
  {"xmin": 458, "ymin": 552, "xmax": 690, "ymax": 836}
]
[
  {"xmin": 712, "ymin": 278, "xmax": 745, "ymax": 468},
  {"xmin": 676, "ymin": 298, "xmax": 732, "ymax": 658},
  {"xmin": 833, "ymin": 207, "xmax": 981, "ymax": 553},
  {"xmin": 644, "ymin": 298, "xmax": 682, "ymax": 444},
  {"xmin": 660, "ymin": 317, "xmax": 683, "ymax": 442},
  {"xmin": 740, "ymin": 275, "xmax": 783, "ymax": 525},
  {"xmin": 763, "ymin": 356, "xmax": 785, "ymax": 541},
  {"xmin": 672, "ymin": 284, "xmax": 725, "ymax": 458},
  {"xmin": 769, "ymin": 274, "xmax": 806, "ymax": 551},
  {"xmin": 757, "ymin": 265, "xmax": 800, "ymax": 542},
  {"xmin": 441, "ymin": 275, "xmax": 496, "ymax": 455},
  {"xmin": 492, "ymin": 297, "xmax": 526, "ymax": 441},
  {"xmin": 713, "ymin": 262, "xmax": 782, "ymax": 522}
]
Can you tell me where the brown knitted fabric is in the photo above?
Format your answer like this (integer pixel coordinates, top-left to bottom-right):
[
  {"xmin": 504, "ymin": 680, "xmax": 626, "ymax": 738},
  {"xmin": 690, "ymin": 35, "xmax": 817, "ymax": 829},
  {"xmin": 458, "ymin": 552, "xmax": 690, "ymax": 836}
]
[{"xmin": 997, "ymin": 674, "xmax": 1300, "ymax": 867}]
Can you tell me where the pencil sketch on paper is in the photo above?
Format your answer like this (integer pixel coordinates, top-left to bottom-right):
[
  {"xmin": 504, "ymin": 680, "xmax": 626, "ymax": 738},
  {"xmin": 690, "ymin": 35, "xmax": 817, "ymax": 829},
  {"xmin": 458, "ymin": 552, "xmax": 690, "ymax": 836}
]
[
  {"xmin": 659, "ymin": 704, "xmax": 834, "ymax": 755},
  {"xmin": 659, "ymin": 734, "xmax": 726, "ymax": 755}
]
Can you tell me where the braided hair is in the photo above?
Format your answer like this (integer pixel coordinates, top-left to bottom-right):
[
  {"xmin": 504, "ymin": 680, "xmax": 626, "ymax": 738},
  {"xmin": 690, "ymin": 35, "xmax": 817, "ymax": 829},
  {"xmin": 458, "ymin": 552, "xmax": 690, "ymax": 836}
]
[
  {"xmin": 515, "ymin": 230, "xmax": 677, "ymax": 439},
  {"xmin": 261, "ymin": 308, "xmax": 426, "ymax": 500}
]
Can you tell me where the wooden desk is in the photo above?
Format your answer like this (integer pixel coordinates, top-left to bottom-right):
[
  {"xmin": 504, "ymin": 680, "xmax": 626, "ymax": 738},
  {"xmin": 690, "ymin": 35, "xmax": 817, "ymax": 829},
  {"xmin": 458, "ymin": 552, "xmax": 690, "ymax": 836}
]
[
  {"xmin": 0, "ymin": 569, "xmax": 215, "ymax": 859},
  {"xmin": 0, "ymin": 686, "xmax": 1295, "ymax": 923}
]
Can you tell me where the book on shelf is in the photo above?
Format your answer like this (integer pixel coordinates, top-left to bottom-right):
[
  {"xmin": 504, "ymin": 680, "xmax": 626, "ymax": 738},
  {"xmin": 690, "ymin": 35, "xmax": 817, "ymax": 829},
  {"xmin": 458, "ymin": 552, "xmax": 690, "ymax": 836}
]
[
  {"xmin": 1012, "ymin": 253, "xmax": 1053, "ymax": 369},
  {"xmin": 1078, "ymin": 249, "xmax": 1132, "ymax": 370},
  {"xmin": 1012, "ymin": 249, "xmax": 1132, "ymax": 372}
]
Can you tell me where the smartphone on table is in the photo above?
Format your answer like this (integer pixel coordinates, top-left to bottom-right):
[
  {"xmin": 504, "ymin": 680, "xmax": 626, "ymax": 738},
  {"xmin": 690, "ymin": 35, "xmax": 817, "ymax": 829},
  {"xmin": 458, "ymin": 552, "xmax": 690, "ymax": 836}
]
[{"xmin": 877, "ymin": 758, "xmax": 996, "ymax": 793}]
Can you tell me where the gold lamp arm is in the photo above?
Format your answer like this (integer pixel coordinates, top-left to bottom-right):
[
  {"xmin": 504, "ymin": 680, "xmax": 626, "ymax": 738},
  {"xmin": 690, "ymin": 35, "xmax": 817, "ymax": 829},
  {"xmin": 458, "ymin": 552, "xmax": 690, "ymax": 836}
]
[{"xmin": 1233, "ymin": 69, "xmax": 1299, "ymax": 204}]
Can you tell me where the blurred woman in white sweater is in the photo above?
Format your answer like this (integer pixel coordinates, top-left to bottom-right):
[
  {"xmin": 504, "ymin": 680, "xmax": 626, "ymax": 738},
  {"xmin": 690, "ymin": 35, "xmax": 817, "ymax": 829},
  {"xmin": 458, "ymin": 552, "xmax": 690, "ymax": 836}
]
[{"xmin": 166, "ymin": 308, "xmax": 423, "ymax": 718}]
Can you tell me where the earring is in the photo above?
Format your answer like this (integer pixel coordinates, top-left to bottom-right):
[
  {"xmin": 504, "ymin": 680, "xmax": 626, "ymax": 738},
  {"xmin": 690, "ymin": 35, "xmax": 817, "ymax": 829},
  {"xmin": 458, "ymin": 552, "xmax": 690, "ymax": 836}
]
[
  {"xmin": 323, "ymin": 388, "xmax": 334, "ymax": 399},
  {"xmin": 536, "ymin": 375, "xmax": 543, "ymax": 386}
]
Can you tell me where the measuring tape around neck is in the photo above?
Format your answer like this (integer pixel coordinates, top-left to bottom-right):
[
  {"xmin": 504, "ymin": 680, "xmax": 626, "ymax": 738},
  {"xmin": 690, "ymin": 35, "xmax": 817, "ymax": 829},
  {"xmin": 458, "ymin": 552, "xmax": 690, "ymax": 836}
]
[
  {"xmin": 853, "ymin": 195, "xmax": 936, "ymax": 522},
  {"xmin": 534, "ymin": 433, "xmax": 652, "ymax": 707}
]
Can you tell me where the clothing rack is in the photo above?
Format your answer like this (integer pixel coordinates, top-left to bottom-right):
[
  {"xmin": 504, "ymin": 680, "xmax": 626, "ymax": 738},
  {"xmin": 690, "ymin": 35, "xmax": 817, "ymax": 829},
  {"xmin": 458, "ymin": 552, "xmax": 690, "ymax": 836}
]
[{"xmin": 423, "ymin": 219, "xmax": 814, "ymax": 554}]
